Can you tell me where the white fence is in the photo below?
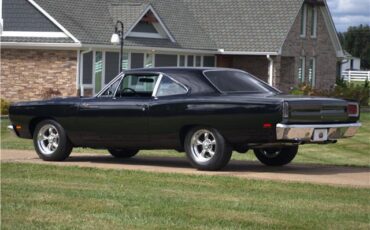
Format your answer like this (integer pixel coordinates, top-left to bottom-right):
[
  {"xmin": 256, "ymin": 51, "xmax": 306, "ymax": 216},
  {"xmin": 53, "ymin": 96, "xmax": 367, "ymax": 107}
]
[{"xmin": 342, "ymin": 71, "xmax": 370, "ymax": 82}]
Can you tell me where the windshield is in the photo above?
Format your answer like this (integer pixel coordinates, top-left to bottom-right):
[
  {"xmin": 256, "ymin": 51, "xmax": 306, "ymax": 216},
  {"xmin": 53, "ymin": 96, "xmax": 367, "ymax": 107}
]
[{"xmin": 204, "ymin": 70, "xmax": 278, "ymax": 94}]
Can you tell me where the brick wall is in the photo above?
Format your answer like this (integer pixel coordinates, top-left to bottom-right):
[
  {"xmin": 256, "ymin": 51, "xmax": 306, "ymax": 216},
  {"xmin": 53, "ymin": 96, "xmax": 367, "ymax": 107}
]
[
  {"xmin": 1, "ymin": 49, "xmax": 78, "ymax": 102},
  {"xmin": 278, "ymin": 5, "xmax": 338, "ymax": 92},
  {"xmin": 217, "ymin": 55, "xmax": 269, "ymax": 82}
]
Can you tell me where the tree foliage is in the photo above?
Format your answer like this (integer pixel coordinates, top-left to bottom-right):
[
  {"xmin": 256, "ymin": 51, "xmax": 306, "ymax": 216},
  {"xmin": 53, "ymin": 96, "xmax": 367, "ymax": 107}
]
[{"xmin": 338, "ymin": 24, "xmax": 370, "ymax": 70}]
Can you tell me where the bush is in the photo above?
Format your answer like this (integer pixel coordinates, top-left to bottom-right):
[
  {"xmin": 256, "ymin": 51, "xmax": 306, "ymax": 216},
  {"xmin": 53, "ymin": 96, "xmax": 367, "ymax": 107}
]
[
  {"xmin": 290, "ymin": 83, "xmax": 369, "ymax": 106},
  {"xmin": 41, "ymin": 88, "xmax": 62, "ymax": 99},
  {"xmin": 1, "ymin": 98, "xmax": 10, "ymax": 115}
]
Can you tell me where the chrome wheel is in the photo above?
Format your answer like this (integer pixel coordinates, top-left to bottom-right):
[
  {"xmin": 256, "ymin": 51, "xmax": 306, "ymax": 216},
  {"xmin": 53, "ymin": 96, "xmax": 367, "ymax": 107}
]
[
  {"xmin": 37, "ymin": 124, "xmax": 59, "ymax": 155},
  {"xmin": 190, "ymin": 129, "xmax": 217, "ymax": 162},
  {"xmin": 259, "ymin": 148, "xmax": 282, "ymax": 158}
]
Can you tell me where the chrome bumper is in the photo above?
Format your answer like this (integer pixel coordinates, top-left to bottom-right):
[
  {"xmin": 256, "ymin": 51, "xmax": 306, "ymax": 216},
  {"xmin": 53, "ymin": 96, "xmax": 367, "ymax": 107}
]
[
  {"xmin": 7, "ymin": 125, "xmax": 16, "ymax": 136},
  {"xmin": 276, "ymin": 122, "xmax": 361, "ymax": 141}
]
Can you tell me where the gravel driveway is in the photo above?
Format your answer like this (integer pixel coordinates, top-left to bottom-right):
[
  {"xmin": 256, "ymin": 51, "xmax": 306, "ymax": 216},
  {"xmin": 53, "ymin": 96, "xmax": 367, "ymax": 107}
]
[{"xmin": 2, "ymin": 149, "xmax": 369, "ymax": 188}]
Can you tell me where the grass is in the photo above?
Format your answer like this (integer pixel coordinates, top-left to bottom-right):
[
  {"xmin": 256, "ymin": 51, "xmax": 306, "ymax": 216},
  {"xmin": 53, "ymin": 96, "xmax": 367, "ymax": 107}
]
[
  {"xmin": 1, "ymin": 162, "xmax": 369, "ymax": 229},
  {"xmin": 1, "ymin": 113, "xmax": 369, "ymax": 167}
]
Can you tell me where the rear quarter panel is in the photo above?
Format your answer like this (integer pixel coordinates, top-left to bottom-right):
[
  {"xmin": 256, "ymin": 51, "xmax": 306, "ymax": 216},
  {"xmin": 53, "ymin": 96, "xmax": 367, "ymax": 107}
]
[{"xmin": 148, "ymin": 95, "xmax": 282, "ymax": 148}]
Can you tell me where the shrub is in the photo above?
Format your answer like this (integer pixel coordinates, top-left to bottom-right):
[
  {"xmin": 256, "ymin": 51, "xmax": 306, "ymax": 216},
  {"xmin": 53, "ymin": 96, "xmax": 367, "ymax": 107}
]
[
  {"xmin": 289, "ymin": 83, "xmax": 369, "ymax": 106},
  {"xmin": 1, "ymin": 98, "xmax": 10, "ymax": 115},
  {"xmin": 41, "ymin": 88, "xmax": 62, "ymax": 99}
]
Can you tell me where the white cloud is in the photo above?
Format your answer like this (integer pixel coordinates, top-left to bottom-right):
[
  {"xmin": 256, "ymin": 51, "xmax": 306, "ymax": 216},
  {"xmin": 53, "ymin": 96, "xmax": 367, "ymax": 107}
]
[{"xmin": 327, "ymin": 0, "xmax": 370, "ymax": 31}]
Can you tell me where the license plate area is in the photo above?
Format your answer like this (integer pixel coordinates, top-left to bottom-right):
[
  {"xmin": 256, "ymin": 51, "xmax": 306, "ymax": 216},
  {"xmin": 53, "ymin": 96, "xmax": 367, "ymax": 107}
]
[{"xmin": 313, "ymin": 129, "xmax": 328, "ymax": 141}]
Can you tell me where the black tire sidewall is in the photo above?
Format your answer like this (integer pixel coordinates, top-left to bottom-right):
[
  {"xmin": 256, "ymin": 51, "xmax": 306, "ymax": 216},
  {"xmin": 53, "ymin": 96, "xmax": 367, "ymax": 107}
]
[
  {"xmin": 33, "ymin": 119, "xmax": 72, "ymax": 161},
  {"xmin": 108, "ymin": 149, "xmax": 139, "ymax": 158},
  {"xmin": 185, "ymin": 127, "xmax": 232, "ymax": 171},
  {"xmin": 254, "ymin": 146, "xmax": 298, "ymax": 166}
]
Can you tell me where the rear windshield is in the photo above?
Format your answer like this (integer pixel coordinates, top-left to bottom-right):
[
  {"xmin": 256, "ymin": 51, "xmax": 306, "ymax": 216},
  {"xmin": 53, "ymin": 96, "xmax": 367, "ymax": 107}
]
[{"xmin": 204, "ymin": 70, "xmax": 275, "ymax": 93}]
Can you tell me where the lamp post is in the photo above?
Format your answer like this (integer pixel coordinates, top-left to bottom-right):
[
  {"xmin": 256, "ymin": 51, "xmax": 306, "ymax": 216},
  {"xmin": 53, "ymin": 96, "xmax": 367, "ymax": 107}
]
[{"xmin": 111, "ymin": 20, "xmax": 124, "ymax": 72}]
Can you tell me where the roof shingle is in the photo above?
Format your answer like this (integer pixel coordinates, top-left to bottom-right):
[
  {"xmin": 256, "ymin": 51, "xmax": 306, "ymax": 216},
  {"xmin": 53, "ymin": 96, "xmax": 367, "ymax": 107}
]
[{"xmin": 3, "ymin": 0, "xmax": 305, "ymax": 52}]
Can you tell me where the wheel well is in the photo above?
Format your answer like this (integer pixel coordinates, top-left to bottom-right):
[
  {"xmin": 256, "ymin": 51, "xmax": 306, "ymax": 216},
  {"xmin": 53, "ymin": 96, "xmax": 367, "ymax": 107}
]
[
  {"xmin": 179, "ymin": 125, "xmax": 197, "ymax": 149},
  {"xmin": 29, "ymin": 117, "xmax": 54, "ymax": 136}
]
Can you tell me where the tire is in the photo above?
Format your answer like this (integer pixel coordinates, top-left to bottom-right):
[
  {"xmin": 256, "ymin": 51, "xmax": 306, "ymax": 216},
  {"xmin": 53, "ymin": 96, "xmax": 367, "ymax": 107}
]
[
  {"xmin": 33, "ymin": 119, "xmax": 73, "ymax": 161},
  {"xmin": 184, "ymin": 127, "xmax": 232, "ymax": 171},
  {"xmin": 254, "ymin": 146, "xmax": 298, "ymax": 166},
  {"xmin": 108, "ymin": 148, "xmax": 139, "ymax": 158}
]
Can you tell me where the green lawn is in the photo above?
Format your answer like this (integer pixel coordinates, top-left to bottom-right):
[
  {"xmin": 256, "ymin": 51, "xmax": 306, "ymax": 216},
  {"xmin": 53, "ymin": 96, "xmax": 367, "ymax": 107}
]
[
  {"xmin": 1, "ymin": 163, "xmax": 369, "ymax": 229},
  {"xmin": 1, "ymin": 113, "xmax": 369, "ymax": 167}
]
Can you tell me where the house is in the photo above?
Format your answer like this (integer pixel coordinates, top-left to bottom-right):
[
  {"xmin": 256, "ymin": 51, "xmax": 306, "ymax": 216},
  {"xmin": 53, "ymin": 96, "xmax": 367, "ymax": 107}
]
[
  {"xmin": 341, "ymin": 51, "xmax": 361, "ymax": 72},
  {"xmin": 0, "ymin": 0, "xmax": 344, "ymax": 102}
]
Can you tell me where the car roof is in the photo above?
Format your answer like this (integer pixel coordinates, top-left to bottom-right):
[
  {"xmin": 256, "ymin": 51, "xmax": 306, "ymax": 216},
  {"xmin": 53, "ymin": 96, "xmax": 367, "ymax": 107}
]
[
  {"xmin": 124, "ymin": 67, "xmax": 231, "ymax": 95},
  {"xmin": 123, "ymin": 67, "xmax": 234, "ymax": 74}
]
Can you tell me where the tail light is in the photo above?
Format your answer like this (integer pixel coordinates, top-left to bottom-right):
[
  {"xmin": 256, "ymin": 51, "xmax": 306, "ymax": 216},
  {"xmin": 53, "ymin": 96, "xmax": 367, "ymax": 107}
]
[
  {"xmin": 282, "ymin": 102, "xmax": 289, "ymax": 118},
  {"xmin": 347, "ymin": 102, "xmax": 359, "ymax": 117}
]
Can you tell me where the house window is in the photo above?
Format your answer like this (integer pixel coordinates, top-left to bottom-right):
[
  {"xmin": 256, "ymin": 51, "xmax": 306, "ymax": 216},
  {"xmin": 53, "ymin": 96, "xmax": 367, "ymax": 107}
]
[
  {"xmin": 145, "ymin": 53, "xmax": 154, "ymax": 68},
  {"xmin": 94, "ymin": 51, "xmax": 103, "ymax": 93},
  {"xmin": 122, "ymin": 53, "xmax": 129, "ymax": 70},
  {"xmin": 187, "ymin": 56, "xmax": 194, "ymax": 67},
  {"xmin": 82, "ymin": 51, "xmax": 93, "ymax": 84},
  {"xmin": 155, "ymin": 54, "xmax": 177, "ymax": 67},
  {"xmin": 105, "ymin": 52, "xmax": 120, "ymax": 84},
  {"xmin": 308, "ymin": 58, "xmax": 316, "ymax": 86},
  {"xmin": 310, "ymin": 6, "xmax": 317, "ymax": 37},
  {"xmin": 179, "ymin": 55, "xmax": 186, "ymax": 66},
  {"xmin": 203, "ymin": 56, "xmax": 216, "ymax": 67},
  {"xmin": 298, "ymin": 57, "xmax": 305, "ymax": 83},
  {"xmin": 300, "ymin": 5, "xmax": 307, "ymax": 37},
  {"xmin": 195, "ymin": 56, "xmax": 202, "ymax": 67},
  {"xmin": 131, "ymin": 53, "xmax": 144, "ymax": 69}
]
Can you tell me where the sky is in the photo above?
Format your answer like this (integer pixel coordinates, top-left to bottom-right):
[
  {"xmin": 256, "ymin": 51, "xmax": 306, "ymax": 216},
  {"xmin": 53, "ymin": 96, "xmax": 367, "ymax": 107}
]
[{"xmin": 327, "ymin": 0, "xmax": 370, "ymax": 32}]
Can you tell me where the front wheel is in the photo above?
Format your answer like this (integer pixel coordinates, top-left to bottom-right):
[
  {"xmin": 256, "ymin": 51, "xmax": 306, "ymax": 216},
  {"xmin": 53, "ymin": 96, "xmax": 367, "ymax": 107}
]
[
  {"xmin": 33, "ymin": 119, "xmax": 73, "ymax": 161},
  {"xmin": 108, "ymin": 148, "xmax": 139, "ymax": 158},
  {"xmin": 254, "ymin": 146, "xmax": 298, "ymax": 166},
  {"xmin": 185, "ymin": 127, "xmax": 232, "ymax": 171}
]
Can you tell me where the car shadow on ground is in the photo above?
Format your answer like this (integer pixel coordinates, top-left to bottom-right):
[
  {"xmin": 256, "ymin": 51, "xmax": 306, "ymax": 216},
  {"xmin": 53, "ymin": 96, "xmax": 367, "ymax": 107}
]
[{"xmin": 65, "ymin": 154, "xmax": 370, "ymax": 175}]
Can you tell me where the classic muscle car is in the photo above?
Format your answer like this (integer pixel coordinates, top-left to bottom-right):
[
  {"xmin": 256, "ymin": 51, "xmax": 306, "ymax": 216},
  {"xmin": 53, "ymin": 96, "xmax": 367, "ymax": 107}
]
[{"xmin": 8, "ymin": 68, "xmax": 361, "ymax": 170}]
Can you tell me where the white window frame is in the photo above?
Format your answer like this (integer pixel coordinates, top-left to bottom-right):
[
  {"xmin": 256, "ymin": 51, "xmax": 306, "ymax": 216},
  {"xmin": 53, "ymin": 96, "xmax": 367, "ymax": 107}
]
[
  {"xmin": 298, "ymin": 57, "xmax": 306, "ymax": 83},
  {"xmin": 124, "ymin": 5, "xmax": 175, "ymax": 42},
  {"xmin": 310, "ymin": 6, "xmax": 318, "ymax": 38},
  {"xmin": 308, "ymin": 57, "xmax": 316, "ymax": 86},
  {"xmin": 300, "ymin": 4, "xmax": 307, "ymax": 38}
]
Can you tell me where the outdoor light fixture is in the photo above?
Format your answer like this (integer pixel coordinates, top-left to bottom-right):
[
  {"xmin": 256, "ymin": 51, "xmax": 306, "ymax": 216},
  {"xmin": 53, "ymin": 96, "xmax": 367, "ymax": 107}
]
[{"xmin": 111, "ymin": 20, "xmax": 124, "ymax": 72}]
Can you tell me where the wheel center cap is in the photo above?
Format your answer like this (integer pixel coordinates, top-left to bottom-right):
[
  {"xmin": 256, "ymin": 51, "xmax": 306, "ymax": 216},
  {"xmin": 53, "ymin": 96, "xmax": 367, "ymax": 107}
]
[{"xmin": 203, "ymin": 140, "xmax": 211, "ymax": 149}]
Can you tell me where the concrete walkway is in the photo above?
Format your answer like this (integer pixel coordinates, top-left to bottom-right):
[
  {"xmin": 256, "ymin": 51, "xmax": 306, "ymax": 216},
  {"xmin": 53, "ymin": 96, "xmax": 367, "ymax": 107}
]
[{"xmin": 1, "ymin": 149, "xmax": 369, "ymax": 188}]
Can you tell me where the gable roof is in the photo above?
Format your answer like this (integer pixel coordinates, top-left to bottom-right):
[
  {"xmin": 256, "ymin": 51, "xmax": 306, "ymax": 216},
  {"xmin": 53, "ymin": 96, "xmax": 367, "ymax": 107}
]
[
  {"xmin": 123, "ymin": 4, "xmax": 176, "ymax": 42},
  {"xmin": 3, "ymin": 0, "xmax": 342, "ymax": 55}
]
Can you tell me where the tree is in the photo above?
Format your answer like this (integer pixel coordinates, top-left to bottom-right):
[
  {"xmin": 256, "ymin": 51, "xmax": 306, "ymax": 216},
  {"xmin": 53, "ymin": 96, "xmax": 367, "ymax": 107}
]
[{"xmin": 338, "ymin": 24, "xmax": 370, "ymax": 70}]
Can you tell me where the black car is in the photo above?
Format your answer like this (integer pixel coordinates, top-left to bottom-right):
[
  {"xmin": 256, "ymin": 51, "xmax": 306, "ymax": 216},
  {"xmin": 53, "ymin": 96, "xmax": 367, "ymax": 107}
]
[{"xmin": 8, "ymin": 68, "xmax": 361, "ymax": 170}]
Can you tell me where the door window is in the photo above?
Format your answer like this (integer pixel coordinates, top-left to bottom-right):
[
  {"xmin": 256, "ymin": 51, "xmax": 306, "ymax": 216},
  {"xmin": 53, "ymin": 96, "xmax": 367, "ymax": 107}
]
[
  {"xmin": 115, "ymin": 74, "xmax": 159, "ymax": 98},
  {"xmin": 156, "ymin": 76, "xmax": 188, "ymax": 97},
  {"xmin": 100, "ymin": 77, "xmax": 121, "ymax": 97}
]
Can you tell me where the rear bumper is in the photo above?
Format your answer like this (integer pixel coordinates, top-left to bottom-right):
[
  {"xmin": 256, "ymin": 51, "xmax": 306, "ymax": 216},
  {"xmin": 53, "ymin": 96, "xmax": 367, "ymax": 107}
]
[{"xmin": 276, "ymin": 122, "xmax": 361, "ymax": 141}]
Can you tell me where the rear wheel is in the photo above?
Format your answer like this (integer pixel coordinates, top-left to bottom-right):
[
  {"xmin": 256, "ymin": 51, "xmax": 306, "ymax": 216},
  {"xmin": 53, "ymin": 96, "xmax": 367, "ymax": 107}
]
[
  {"xmin": 185, "ymin": 127, "xmax": 232, "ymax": 171},
  {"xmin": 108, "ymin": 148, "xmax": 139, "ymax": 158},
  {"xmin": 254, "ymin": 146, "xmax": 298, "ymax": 166},
  {"xmin": 33, "ymin": 119, "xmax": 73, "ymax": 161}
]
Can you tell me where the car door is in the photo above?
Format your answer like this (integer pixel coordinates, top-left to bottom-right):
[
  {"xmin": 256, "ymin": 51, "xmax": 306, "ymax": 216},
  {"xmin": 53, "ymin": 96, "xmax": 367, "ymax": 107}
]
[
  {"xmin": 76, "ymin": 73, "xmax": 160, "ymax": 148},
  {"xmin": 147, "ymin": 75, "xmax": 190, "ymax": 148}
]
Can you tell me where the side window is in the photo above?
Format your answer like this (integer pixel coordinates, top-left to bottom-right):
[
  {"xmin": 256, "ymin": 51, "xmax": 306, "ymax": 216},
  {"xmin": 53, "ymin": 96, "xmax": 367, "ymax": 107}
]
[
  {"xmin": 156, "ymin": 76, "xmax": 188, "ymax": 97},
  {"xmin": 116, "ymin": 74, "xmax": 159, "ymax": 98},
  {"xmin": 100, "ymin": 77, "xmax": 121, "ymax": 97}
]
